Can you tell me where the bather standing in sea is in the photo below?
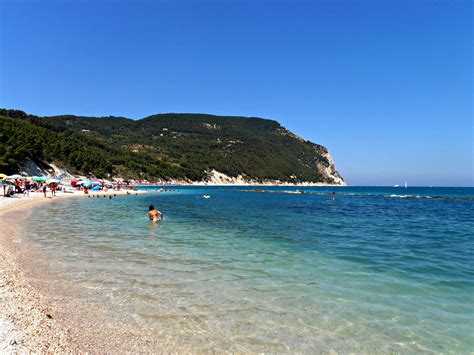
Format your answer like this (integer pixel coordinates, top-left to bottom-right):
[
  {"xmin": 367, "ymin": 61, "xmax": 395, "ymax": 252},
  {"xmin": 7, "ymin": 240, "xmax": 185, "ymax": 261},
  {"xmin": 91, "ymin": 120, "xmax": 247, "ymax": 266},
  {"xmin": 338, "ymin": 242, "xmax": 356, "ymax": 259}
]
[{"xmin": 148, "ymin": 204, "xmax": 163, "ymax": 222}]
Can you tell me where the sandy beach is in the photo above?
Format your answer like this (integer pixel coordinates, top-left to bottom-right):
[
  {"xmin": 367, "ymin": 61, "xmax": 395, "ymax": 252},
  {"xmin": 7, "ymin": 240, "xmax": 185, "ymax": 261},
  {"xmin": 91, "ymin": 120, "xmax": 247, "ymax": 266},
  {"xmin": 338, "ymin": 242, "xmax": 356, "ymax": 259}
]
[{"xmin": 0, "ymin": 188, "xmax": 149, "ymax": 352}]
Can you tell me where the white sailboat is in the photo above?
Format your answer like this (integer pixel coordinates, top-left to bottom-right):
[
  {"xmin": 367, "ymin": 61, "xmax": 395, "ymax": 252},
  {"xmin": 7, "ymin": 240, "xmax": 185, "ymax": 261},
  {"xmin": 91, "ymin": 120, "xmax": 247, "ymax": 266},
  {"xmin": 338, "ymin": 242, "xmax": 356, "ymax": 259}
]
[{"xmin": 405, "ymin": 181, "xmax": 408, "ymax": 189}]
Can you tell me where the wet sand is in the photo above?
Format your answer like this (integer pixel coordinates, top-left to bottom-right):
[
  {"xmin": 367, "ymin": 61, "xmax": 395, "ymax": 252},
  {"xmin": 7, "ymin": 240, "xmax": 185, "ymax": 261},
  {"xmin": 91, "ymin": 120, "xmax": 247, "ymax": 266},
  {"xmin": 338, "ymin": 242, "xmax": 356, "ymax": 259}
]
[{"xmin": 0, "ymin": 189, "xmax": 154, "ymax": 352}]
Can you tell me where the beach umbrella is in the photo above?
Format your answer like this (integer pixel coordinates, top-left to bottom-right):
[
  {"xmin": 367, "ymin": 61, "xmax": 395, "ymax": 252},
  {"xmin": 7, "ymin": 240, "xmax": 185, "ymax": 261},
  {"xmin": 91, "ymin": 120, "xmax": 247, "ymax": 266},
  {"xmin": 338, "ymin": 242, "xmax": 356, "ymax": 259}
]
[
  {"xmin": 0, "ymin": 174, "xmax": 7, "ymax": 180},
  {"xmin": 46, "ymin": 178, "xmax": 60, "ymax": 185},
  {"xmin": 32, "ymin": 176, "xmax": 47, "ymax": 182},
  {"xmin": 0, "ymin": 180, "xmax": 14, "ymax": 185},
  {"xmin": 81, "ymin": 180, "xmax": 92, "ymax": 187},
  {"xmin": 7, "ymin": 174, "xmax": 23, "ymax": 179}
]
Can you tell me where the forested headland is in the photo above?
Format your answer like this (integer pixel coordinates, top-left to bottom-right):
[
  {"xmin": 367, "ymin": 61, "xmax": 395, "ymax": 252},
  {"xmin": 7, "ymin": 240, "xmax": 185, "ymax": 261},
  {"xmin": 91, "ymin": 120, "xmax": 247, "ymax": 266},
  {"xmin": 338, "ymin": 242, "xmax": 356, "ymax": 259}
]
[{"xmin": 0, "ymin": 109, "xmax": 344, "ymax": 184}]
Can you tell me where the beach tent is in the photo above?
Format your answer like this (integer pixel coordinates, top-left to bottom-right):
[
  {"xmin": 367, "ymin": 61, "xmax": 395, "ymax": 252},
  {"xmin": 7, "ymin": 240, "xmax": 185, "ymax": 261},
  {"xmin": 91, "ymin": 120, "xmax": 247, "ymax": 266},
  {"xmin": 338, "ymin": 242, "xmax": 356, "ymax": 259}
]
[{"xmin": 91, "ymin": 185, "xmax": 101, "ymax": 191}]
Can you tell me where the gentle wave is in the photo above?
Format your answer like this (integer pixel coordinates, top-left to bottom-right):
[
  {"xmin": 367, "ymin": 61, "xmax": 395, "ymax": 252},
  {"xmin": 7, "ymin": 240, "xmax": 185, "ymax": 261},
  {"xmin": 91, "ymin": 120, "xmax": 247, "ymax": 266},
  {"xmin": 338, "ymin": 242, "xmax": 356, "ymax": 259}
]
[{"xmin": 237, "ymin": 189, "xmax": 474, "ymax": 201}]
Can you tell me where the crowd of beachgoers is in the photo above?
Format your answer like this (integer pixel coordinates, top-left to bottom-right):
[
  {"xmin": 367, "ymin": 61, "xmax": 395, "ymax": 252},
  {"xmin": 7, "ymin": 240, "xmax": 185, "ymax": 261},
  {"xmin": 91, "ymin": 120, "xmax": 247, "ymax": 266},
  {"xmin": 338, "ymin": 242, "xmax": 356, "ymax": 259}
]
[{"xmin": 0, "ymin": 173, "xmax": 137, "ymax": 198}]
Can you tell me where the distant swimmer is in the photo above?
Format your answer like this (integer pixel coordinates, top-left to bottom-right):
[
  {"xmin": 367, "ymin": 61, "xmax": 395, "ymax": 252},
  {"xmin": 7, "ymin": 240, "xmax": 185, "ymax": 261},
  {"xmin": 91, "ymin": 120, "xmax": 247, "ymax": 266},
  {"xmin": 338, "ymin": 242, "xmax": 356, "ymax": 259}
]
[
  {"xmin": 148, "ymin": 204, "xmax": 163, "ymax": 222},
  {"xmin": 202, "ymin": 195, "xmax": 211, "ymax": 199}
]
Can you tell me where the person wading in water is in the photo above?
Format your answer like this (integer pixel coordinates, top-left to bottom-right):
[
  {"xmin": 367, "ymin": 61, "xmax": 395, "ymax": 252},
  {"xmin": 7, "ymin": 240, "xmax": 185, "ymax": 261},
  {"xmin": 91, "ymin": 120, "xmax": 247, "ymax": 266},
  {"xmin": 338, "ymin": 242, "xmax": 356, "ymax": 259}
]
[{"xmin": 148, "ymin": 204, "xmax": 163, "ymax": 222}]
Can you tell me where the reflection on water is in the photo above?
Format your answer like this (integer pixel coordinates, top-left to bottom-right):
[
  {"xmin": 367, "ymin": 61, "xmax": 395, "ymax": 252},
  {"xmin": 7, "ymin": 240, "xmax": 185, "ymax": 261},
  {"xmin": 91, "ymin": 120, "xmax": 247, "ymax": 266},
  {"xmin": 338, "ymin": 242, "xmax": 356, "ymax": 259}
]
[
  {"xmin": 22, "ymin": 187, "xmax": 474, "ymax": 352},
  {"xmin": 148, "ymin": 220, "xmax": 161, "ymax": 239}
]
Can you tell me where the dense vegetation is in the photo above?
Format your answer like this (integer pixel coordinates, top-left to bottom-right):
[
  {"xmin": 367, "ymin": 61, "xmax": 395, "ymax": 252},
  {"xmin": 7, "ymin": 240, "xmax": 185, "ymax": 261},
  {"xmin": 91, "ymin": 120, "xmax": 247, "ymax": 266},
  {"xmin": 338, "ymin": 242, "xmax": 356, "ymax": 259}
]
[
  {"xmin": 0, "ymin": 109, "xmax": 343, "ymax": 183},
  {"xmin": 0, "ymin": 110, "xmax": 186, "ymax": 179}
]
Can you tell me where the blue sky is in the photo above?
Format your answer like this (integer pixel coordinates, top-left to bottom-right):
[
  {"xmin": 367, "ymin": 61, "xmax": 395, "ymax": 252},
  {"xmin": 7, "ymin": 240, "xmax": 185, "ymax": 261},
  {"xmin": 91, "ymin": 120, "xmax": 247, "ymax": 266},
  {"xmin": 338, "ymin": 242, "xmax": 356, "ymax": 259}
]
[{"xmin": 0, "ymin": 0, "xmax": 472, "ymax": 186}]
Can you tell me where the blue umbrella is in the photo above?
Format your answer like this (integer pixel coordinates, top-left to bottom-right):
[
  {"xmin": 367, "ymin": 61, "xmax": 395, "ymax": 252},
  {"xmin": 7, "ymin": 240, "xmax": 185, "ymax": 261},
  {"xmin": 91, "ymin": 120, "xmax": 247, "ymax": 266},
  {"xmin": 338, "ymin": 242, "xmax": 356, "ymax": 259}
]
[{"xmin": 80, "ymin": 180, "xmax": 92, "ymax": 187}]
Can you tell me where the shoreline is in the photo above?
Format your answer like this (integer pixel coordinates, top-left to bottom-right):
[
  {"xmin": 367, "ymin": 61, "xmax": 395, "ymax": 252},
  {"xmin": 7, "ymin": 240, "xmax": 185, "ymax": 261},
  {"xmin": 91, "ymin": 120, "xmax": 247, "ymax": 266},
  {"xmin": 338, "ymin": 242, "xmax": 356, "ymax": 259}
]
[
  {"xmin": 178, "ymin": 182, "xmax": 346, "ymax": 187},
  {"xmin": 136, "ymin": 182, "xmax": 347, "ymax": 187},
  {"xmin": 0, "ymin": 189, "xmax": 149, "ymax": 352}
]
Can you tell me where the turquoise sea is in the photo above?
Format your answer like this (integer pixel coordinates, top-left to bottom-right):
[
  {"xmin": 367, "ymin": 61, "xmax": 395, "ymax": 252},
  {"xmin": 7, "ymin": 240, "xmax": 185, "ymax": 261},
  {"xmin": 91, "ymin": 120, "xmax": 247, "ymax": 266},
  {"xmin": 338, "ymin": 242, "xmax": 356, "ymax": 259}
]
[{"xmin": 22, "ymin": 186, "xmax": 473, "ymax": 352}]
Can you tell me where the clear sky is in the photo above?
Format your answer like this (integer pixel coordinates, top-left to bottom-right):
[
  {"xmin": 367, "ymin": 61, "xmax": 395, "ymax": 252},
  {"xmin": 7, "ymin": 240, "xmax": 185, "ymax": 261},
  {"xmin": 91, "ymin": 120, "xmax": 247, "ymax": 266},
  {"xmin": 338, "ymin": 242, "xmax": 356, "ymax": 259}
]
[{"xmin": 0, "ymin": 0, "xmax": 472, "ymax": 186}]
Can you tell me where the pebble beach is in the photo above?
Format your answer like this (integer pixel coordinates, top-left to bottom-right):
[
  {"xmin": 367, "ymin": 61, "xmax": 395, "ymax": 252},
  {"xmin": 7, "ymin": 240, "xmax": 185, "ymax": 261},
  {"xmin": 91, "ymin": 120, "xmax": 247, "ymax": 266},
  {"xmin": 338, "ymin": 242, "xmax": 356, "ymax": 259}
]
[{"xmin": 0, "ymin": 189, "xmax": 148, "ymax": 352}]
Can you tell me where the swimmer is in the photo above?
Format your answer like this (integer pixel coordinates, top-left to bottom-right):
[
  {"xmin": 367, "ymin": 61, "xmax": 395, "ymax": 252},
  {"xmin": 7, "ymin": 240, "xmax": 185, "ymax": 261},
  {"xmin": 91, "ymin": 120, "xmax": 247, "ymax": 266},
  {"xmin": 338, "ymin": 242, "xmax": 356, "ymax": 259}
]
[{"xmin": 148, "ymin": 204, "xmax": 163, "ymax": 222}]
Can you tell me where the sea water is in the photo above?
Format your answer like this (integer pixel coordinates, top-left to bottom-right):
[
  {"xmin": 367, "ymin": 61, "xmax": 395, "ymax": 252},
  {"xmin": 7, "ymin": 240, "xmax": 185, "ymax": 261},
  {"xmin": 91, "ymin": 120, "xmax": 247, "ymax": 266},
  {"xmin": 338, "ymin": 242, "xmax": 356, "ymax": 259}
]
[{"xmin": 22, "ymin": 187, "xmax": 474, "ymax": 352}]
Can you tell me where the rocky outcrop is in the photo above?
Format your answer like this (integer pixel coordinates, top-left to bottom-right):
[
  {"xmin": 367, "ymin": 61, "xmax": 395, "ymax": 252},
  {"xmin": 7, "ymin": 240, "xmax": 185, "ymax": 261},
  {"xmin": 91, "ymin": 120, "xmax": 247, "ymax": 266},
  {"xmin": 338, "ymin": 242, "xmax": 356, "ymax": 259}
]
[
  {"xmin": 199, "ymin": 169, "xmax": 344, "ymax": 186},
  {"xmin": 316, "ymin": 150, "xmax": 345, "ymax": 185},
  {"xmin": 19, "ymin": 161, "xmax": 75, "ymax": 180}
]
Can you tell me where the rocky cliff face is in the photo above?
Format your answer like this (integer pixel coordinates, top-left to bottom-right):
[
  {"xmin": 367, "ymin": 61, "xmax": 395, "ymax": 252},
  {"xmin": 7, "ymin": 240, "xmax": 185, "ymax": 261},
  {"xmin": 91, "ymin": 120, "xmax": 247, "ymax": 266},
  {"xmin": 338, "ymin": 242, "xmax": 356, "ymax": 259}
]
[
  {"xmin": 200, "ymin": 168, "xmax": 344, "ymax": 186},
  {"xmin": 316, "ymin": 150, "xmax": 345, "ymax": 185},
  {"xmin": 275, "ymin": 127, "xmax": 345, "ymax": 185}
]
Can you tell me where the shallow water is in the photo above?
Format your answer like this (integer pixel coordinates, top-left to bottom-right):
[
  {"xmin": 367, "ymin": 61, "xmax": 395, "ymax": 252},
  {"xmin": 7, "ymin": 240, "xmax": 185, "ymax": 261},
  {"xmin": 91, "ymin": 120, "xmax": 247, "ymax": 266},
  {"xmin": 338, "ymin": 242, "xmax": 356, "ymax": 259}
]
[{"xmin": 22, "ymin": 186, "xmax": 474, "ymax": 352}]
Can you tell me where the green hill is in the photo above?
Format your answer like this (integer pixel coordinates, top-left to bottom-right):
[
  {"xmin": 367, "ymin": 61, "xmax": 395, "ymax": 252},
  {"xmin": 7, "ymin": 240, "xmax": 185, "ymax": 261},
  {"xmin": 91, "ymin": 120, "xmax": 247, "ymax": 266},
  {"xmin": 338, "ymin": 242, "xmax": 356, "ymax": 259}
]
[{"xmin": 0, "ymin": 109, "xmax": 344, "ymax": 184}]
